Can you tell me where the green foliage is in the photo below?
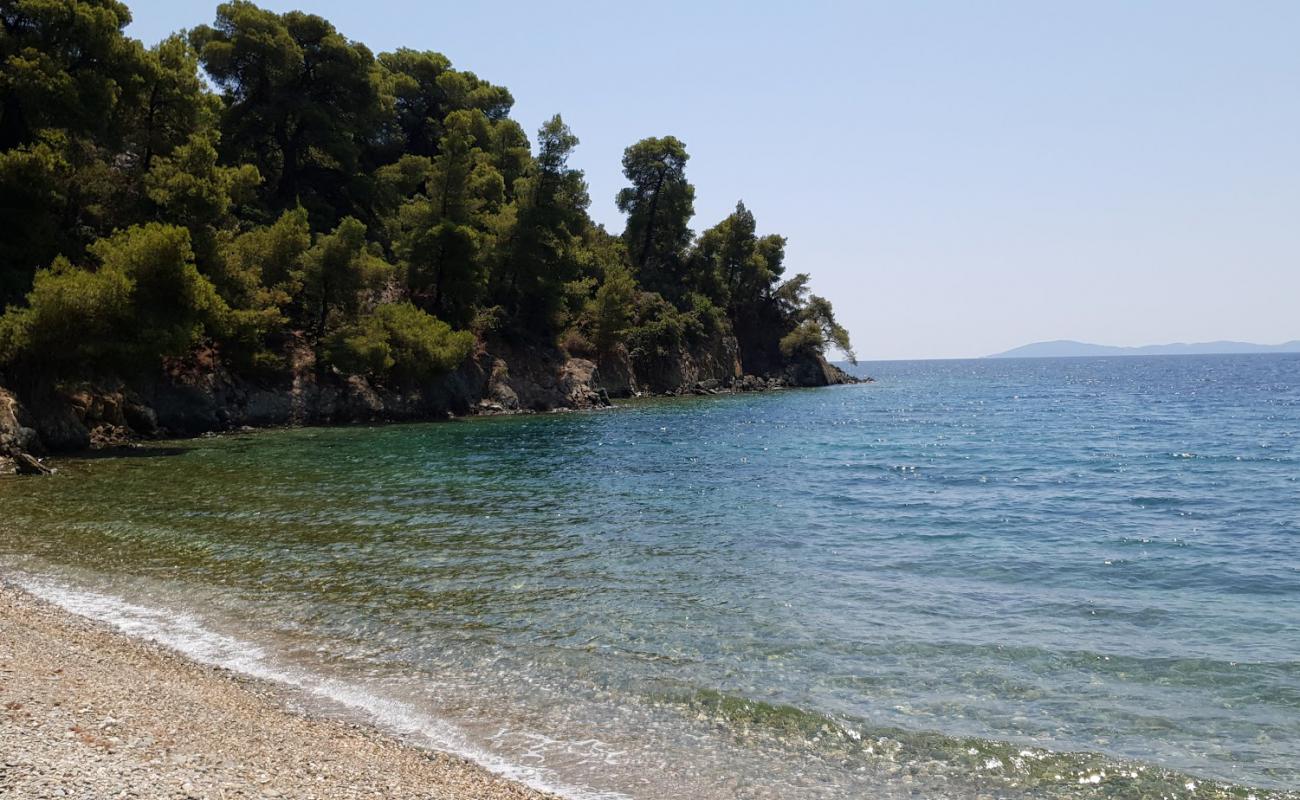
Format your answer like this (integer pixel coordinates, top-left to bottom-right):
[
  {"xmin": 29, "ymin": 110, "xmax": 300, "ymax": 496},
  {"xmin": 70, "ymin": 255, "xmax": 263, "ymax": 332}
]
[
  {"xmin": 217, "ymin": 208, "xmax": 310, "ymax": 313},
  {"xmin": 324, "ymin": 301, "xmax": 474, "ymax": 384},
  {"xmin": 144, "ymin": 132, "xmax": 261, "ymax": 283},
  {"xmin": 622, "ymin": 291, "xmax": 726, "ymax": 364},
  {"xmin": 376, "ymin": 48, "xmax": 514, "ymax": 161},
  {"xmin": 773, "ymin": 275, "xmax": 856, "ymax": 364},
  {"xmin": 212, "ymin": 208, "xmax": 311, "ymax": 366},
  {"xmin": 88, "ymin": 223, "xmax": 228, "ymax": 359},
  {"xmin": 0, "ymin": 0, "xmax": 856, "ymax": 391},
  {"xmin": 495, "ymin": 114, "xmax": 589, "ymax": 330},
  {"xmin": 0, "ymin": 224, "xmax": 226, "ymax": 372},
  {"xmin": 625, "ymin": 292, "xmax": 711, "ymax": 364},
  {"xmin": 687, "ymin": 292, "xmax": 728, "ymax": 338},
  {"xmin": 681, "ymin": 198, "xmax": 855, "ymax": 372},
  {"xmin": 778, "ymin": 320, "xmax": 825, "ymax": 360},
  {"xmin": 689, "ymin": 202, "xmax": 787, "ymax": 314},
  {"xmin": 0, "ymin": 256, "xmax": 133, "ymax": 368},
  {"xmin": 467, "ymin": 304, "xmax": 505, "ymax": 338},
  {"xmin": 615, "ymin": 136, "xmax": 694, "ymax": 299},
  {"xmin": 389, "ymin": 110, "xmax": 503, "ymax": 328},
  {"xmin": 0, "ymin": 0, "xmax": 142, "ymax": 150},
  {"xmin": 122, "ymin": 35, "xmax": 222, "ymax": 173},
  {"xmin": 587, "ymin": 264, "xmax": 637, "ymax": 353},
  {"xmin": 802, "ymin": 293, "xmax": 856, "ymax": 363},
  {"xmin": 300, "ymin": 217, "xmax": 394, "ymax": 335},
  {"xmin": 0, "ymin": 138, "xmax": 73, "ymax": 307},
  {"xmin": 191, "ymin": 1, "xmax": 383, "ymax": 223},
  {"xmin": 376, "ymin": 49, "xmax": 455, "ymax": 159},
  {"xmin": 144, "ymin": 133, "xmax": 259, "ymax": 231},
  {"xmin": 0, "ymin": 3, "xmax": 226, "ymax": 310}
]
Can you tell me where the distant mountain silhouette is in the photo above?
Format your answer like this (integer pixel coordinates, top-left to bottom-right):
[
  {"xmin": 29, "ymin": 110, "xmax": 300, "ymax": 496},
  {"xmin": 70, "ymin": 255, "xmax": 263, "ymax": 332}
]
[{"xmin": 987, "ymin": 339, "xmax": 1300, "ymax": 359}]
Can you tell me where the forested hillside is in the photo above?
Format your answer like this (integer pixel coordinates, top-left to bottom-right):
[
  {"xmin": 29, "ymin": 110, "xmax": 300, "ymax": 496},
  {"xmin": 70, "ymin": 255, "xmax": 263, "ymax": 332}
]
[{"xmin": 0, "ymin": 0, "xmax": 856, "ymax": 463}]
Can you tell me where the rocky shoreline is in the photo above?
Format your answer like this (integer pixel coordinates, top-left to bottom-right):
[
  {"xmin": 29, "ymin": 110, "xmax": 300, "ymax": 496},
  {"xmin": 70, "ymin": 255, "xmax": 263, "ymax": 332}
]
[
  {"xmin": 0, "ymin": 337, "xmax": 861, "ymax": 475},
  {"xmin": 0, "ymin": 581, "xmax": 558, "ymax": 800}
]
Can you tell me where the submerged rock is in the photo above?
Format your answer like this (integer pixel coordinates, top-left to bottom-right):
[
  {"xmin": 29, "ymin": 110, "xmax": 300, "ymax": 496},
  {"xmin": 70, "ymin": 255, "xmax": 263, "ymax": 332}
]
[{"xmin": 13, "ymin": 452, "xmax": 52, "ymax": 475}]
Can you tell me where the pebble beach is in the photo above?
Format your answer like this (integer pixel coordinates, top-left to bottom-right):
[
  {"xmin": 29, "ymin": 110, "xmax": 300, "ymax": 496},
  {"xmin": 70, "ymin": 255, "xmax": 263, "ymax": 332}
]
[{"xmin": 0, "ymin": 583, "xmax": 555, "ymax": 800}]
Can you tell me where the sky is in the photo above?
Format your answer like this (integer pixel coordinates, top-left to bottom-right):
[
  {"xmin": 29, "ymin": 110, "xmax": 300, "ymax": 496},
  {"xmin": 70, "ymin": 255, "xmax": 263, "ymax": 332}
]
[{"xmin": 122, "ymin": 1, "xmax": 1300, "ymax": 360}]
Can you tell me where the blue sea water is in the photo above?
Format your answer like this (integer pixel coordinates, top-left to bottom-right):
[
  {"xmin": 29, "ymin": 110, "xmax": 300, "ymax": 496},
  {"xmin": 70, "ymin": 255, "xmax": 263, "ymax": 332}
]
[{"xmin": 2, "ymin": 354, "xmax": 1298, "ymax": 798}]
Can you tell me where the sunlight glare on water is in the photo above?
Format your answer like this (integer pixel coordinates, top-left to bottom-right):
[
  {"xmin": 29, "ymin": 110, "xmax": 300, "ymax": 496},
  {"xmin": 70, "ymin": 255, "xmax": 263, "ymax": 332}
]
[{"xmin": 2, "ymin": 354, "xmax": 1299, "ymax": 799}]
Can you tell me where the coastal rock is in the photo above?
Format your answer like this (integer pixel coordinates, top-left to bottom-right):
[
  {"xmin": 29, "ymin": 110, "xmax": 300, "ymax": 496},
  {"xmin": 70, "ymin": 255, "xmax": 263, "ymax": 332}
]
[
  {"xmin": 123, "ymin": 399, "xmax": 160, "ymax": 435},
  {"xmin": 150, "ymin": 338, "xmax": 480, "ymax": 431},
  {"xmin": 241, "ymin": 390, "xmax": 294, "ymax": 426},
  {"xmin": 0, "ymin": 384, "xmax": 42, "ymax": 455},
  {"xmin": 477, "ymin": 342, "xmax": 609, "ymax": 412},
  {"xmin": 558, "ymin": 358, "xmax": 610, "ymax": 409},
  {"xmin": 595, "ymin": 346, "xmax": 637, "ymax": 398},
  {"xmin": 30, "ymin": 396, "xmax": 90, "ymax": 451},
  {"xmin": 13, "ymin": 451, "xmax": 52, "ymax": 475},
  {"xmin": 1, "ymin": 328, "xmax": 863, "ymax": 463},
  {"xmin": 780, "ymin": 352, "xmax": 845, "ymax": 387},
  {"xmin": 90, "ymin": 423, "xmax": 133, "ymax": 448},
  {"xmin": 485, "ymin": 358, "xmax": 521, "ymax": 411},
  {"xmin": 336, "ymin": 374, "xmax": 385, "ymax": 420},
  {"xmin": 630, "ymin": 329, "xmax": 743, "ymax": 395}
]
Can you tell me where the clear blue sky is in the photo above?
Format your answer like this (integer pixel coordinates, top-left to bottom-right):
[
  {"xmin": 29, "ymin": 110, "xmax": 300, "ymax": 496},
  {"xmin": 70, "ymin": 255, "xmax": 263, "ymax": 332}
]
[{"xmin": 123, "ymin": 1, "xmax": 1300, "ymax": 360}]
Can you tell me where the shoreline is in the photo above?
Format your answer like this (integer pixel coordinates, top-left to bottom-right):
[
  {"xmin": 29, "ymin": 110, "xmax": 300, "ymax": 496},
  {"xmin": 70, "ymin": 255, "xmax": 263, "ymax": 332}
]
[
  {"xmin": 2, "ymin": 379, "xmax": 869, "ymax": 477},
  {"xmin": 0, "ymin": 580, "xmax": 560, "ymax": 800}
]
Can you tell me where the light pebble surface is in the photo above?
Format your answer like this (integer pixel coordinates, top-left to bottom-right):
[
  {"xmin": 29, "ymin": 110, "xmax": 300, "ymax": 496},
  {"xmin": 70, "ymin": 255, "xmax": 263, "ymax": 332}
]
[{"xmin": 0, "ymin": 582, "xmax": 558, "ymax": 800}]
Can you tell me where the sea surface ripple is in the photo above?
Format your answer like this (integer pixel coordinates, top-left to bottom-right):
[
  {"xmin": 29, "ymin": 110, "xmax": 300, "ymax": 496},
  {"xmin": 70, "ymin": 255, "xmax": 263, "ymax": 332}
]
[{"xmin": 2, "ymin": 354, "xmax": 1298, "ymax": 798}]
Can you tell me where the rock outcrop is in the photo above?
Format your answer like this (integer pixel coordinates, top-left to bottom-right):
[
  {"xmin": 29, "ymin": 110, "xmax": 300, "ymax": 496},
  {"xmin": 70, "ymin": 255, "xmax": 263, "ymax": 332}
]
[
  {"xmin": 0, "ymin": 383, "xmax": 47, "ymax": 474},
  {"xmin": 0, "ymin": 335, "xmax": 860, "ymax": 466},
  {"xmin": 629, "ymin": 329, "xmax": 744, "ymax": 395},
  {"xmin": 475, "ymin": 342, "xmax": 609, "ymax": 413},
  {"xmin": 13, "ymin": 451, "xmax": 52, "ymax": 475},
  {"xmin": 148, "ymin": 340, "xmax": 487, "ymax": 435}
]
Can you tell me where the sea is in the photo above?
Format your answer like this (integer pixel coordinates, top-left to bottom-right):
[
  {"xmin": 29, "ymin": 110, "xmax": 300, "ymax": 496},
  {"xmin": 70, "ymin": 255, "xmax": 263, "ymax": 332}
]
[{"xmin": 2, "ymin": 354, "xmax": 1297, "ymax": 799}]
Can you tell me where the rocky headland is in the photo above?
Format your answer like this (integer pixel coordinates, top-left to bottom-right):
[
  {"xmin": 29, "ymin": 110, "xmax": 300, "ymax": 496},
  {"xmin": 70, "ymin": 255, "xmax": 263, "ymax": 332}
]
[{"xmin": 0, "ymin": 336, "xmax": 858, "ymax": 474}]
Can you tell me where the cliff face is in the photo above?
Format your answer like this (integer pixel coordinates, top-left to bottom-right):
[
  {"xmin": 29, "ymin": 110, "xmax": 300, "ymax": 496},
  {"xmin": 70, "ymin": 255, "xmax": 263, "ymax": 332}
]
[
  {"xmin": 0, "ymin": 337, "xmax": 857, "ymax": 469},
  {"xmin": 0, "ymin": 384, "xmax": 46, "ymax": 473},
  {"xmin": 594, "ymin": 328, "xmax": 744, "ymax": 398}
]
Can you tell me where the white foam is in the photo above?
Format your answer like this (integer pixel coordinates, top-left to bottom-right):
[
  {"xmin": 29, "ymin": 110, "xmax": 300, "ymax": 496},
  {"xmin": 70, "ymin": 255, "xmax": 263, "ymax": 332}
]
[{"xmin": 13, "ymin": 573, "xmax": 630, "ymax": 800}]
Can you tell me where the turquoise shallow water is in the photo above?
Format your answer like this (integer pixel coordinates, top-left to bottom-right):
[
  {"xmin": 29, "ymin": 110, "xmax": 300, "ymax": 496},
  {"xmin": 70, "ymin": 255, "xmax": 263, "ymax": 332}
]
[{"xmin": 2, "ymin": 354, "xmax": 1298, "ymax": 798}]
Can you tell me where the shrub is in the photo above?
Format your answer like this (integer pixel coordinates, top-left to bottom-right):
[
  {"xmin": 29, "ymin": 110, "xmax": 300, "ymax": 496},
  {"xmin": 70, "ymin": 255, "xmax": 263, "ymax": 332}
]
[
  {"xmin": 470, "ymin": 304, "xmax": 505, "ymax": 337},
  {"xmin": 587, "ymin": 265, "xmax": 636, "ymax": 353},
  {"xmin": 625, "ymin": 291, "xmax": 721, "ymax": 363},
  {"xmin": 0, "ymin": 256, "xmax": 134, "ymax": 368},
  {"xmin": 216, "ymin": 208, "xmax": 311, "ymax": 314},
  {"xmin": 779, "ymin": 319, "xmax": 825, "ymax": 360},
  {"xmin": 301, "ymin": 218, "xmax": 395, "ymax": 335},
  {"xmin": 90, "ymin": 223, "xmax": 227, "ymax": 360},
  {"xmin": 0, "ymin": 224, "xmax": 226, "ymax": 373},
  {"xmin": 776, "ymin": 293, "xmax": 856, "ymax": 364},
  {"xmin": 559, "ymin": 328, "xmax": 595, "ymax": 358},
  {"xmin": 324, "ymin": 302, "xmax": 474, "ymax": 385},
  {"xmin": 326, "ymin": 320, "xmax": 393, "ymax": 377},
  {"xmin": 686, "ymin": 291, "xmax": 727, "ymax": 337}
]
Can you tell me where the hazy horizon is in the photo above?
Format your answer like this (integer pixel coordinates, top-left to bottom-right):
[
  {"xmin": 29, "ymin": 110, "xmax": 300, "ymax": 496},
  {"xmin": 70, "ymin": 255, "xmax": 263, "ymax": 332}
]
[
  {"xmin": 122, "ymin": 0, "xmax": 1300, "ymax": 360},
  {"xmin": 841, "ymin": 339, "xmax": 1300, "ymax": 364}
]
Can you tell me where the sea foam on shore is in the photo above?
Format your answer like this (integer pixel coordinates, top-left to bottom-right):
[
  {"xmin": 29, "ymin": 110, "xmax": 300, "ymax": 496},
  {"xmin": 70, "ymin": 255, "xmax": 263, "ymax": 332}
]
[{"xmin": 0, "ymin": 577, "xmax": 606, "ymax": 800}]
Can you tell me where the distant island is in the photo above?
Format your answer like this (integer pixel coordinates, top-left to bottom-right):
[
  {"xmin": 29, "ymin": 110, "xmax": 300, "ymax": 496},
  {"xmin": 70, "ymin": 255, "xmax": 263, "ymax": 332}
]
[{"xmin": 987, "ymin": 339, "xmax": 1300, "ymax": 359}]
